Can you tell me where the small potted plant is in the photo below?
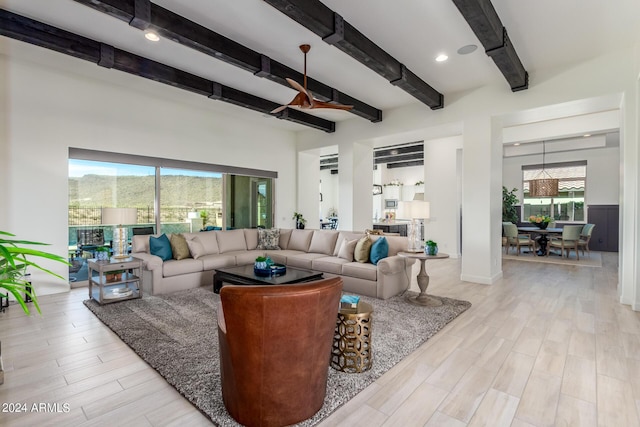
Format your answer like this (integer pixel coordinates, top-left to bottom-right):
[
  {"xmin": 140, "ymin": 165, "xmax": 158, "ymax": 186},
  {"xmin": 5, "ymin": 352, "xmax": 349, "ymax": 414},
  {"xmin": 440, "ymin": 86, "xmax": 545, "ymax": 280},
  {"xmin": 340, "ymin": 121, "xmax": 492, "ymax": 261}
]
[
  {"xmin": 293, "ymin": 212, "xmax": 307, "ymax": 229},
  {"xmin": 95, "ymin": 246, "xmax": 110, "ymax": 261},
  {"xmin": 425, "ymin": 240, "xmax": 438, "ymax": 256},
  {"xmin": 106, "ymin": 270, "xmax": 124, "ymax": 282}
]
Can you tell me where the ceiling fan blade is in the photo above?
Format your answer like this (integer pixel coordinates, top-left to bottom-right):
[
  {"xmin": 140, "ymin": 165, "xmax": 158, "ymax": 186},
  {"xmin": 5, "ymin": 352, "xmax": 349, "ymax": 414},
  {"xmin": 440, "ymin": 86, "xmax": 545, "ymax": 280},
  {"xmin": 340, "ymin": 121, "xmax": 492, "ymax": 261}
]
[
  {"xmin": 310, "ymin": 100, "xmax": 354, "ymax": 110},
  {"xmin": 286, "ymin": 78, "xmax": 312, "ymax": 101},
  {"xmin": 270, "ymin": 104, "xmax": 288, "ymax": 114}
]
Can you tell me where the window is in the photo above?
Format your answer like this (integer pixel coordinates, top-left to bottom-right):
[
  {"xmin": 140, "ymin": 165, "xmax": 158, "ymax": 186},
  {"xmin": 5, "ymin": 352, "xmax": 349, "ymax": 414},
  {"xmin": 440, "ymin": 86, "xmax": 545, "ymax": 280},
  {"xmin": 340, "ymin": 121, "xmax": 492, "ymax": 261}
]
[
  {"xmin": 68, "ymin": 149, "xmax": 276, "ymax": 281},
  {"xmin": 522, "ymin": 162, "xmax": 586, "ymax": 222}
]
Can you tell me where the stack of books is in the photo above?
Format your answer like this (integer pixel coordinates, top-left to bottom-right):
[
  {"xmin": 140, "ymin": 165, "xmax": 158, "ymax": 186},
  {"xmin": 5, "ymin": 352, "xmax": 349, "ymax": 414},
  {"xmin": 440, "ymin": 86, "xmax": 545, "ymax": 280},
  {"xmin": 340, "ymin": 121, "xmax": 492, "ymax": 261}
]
[{"xmin": 340, "ymin": 295, "xmax": 360, "ymax": 313}]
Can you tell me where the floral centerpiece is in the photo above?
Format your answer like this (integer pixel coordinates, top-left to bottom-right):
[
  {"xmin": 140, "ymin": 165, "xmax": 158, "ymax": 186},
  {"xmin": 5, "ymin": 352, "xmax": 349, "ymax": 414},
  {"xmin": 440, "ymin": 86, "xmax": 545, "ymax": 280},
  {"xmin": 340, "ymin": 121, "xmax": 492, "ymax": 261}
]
[{"xmin": 528, "ymin": 215, "xmax": 552, "ymax": 229}]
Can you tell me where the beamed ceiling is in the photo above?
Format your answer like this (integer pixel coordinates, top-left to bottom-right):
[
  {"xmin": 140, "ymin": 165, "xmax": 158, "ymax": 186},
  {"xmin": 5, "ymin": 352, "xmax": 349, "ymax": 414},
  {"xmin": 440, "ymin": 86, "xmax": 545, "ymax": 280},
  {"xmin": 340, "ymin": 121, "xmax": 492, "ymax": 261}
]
[{"xmin": 1, "ymin": 1, "xmax": 638, "ymax": 133}]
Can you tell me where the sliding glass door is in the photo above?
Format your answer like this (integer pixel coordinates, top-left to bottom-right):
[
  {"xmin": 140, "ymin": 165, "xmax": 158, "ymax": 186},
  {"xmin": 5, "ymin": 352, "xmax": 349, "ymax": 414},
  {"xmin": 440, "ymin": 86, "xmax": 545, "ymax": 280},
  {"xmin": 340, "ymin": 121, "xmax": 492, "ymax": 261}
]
[{"xmin": 159, "ymin": 168, "xmax": 223, "ymax": 233}]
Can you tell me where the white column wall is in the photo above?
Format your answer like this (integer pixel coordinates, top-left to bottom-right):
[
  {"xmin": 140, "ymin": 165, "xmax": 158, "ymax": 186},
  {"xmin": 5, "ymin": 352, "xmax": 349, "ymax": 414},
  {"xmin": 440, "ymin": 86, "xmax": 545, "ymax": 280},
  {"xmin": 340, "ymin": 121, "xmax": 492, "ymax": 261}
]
[
  {"xmin": 423, "ymin": 135, "xmax": 463, "ymax": 257},
  {"xmin": 297, "ymin": 151, "xmax": 320, "ymax": 229},
  {"xmin": 460, "ymin": 116, "xmax": 503, "ymax": 283}
]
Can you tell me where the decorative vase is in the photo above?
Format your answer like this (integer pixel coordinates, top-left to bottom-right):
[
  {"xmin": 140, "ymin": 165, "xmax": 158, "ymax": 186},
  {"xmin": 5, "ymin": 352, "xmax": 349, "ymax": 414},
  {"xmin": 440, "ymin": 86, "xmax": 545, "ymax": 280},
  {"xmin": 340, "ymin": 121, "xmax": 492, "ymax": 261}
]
[
  {"xmin": 534, "ymin": 222, "xmax": 549, "ymax": 230},
  {"xmin": 426, "ymin": 245, "xmax": 438, "ymax": 256},
  {"xmin": 296, "ymin": 221, "xmax": 305, "ymax": 229},
  {"xmin": 255, "ymin": 261, "xmax": 267, "ymax": 270}
]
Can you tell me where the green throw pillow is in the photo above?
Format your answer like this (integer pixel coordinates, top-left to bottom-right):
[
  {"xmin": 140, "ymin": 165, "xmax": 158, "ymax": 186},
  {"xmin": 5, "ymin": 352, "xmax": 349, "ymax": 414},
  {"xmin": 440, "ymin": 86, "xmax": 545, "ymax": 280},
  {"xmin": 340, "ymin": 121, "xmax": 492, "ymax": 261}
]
[
  {"xmin": 150, "ymin": 234, "xmax": 173, "ymax": 261},
  {"xmin": 354, "ymin": 235, "xmax": 373, "ymax": 263},
  {"xmin": 170, "ymin": 233, "xmax": 191, "ymax": 260}
]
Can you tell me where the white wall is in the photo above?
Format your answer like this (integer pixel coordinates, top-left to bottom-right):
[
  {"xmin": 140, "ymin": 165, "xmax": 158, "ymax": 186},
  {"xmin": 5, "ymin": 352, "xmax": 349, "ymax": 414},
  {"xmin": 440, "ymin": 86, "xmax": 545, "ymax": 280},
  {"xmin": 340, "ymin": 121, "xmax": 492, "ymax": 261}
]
[
  {"xmin": 320, "ymin": 169, "xmax": 338, "ymax": 220},
  {"xmin": 503, "ymin": 146, "xmax": 620, "ymax": 208},
  {"xmin": 1, "ymin": 46, "xmax": 298, "ymax": 296}
]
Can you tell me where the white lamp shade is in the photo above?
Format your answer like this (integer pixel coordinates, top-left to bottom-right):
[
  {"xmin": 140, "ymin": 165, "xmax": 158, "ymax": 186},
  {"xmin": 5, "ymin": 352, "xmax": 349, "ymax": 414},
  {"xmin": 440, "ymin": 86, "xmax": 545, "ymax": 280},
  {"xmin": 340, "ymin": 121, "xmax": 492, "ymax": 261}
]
[
  {"xmin": 101, "ymin": 208, "xmax": 138, "ymax": 225},
  {"xmin": 398, "ymin": 200, "xmax": 430, "ymax": 220}
]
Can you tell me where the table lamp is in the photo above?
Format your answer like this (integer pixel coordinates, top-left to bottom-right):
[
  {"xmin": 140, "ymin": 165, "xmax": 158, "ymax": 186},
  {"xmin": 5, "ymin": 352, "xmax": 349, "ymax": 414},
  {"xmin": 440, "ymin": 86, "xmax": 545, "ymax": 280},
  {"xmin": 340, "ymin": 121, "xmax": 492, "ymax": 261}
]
[
  {"xmin": 398, "ymin": 198, "xmax": 430, "ymax": 252},
  {"xmin": 102, "ymin": 208, "xmax": 137, "ymax": 259}
]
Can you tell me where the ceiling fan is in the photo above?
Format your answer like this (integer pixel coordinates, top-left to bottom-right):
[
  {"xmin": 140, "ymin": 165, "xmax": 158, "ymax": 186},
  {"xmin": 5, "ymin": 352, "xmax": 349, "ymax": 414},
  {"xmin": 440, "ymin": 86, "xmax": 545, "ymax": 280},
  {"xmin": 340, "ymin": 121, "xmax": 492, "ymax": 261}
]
[{"xmin": 271, "ymin": 44, "xmax": 354, "ymax": 114}]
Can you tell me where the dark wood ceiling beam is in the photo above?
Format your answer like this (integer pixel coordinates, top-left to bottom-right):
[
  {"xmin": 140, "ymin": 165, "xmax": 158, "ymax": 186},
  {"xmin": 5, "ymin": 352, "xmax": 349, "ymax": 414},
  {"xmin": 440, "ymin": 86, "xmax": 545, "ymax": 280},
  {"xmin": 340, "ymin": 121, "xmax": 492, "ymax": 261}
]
[
  {"xmin": 374, "ymin": 152, "xmax": 423, "ymax": 165},
  {"xmin": 374, "ymin": 144, "xmax": 423, "ymax": 158},
  {"xmin": 71, "ymin": 0, "xmax": 382, "ymax": 122},
  {"xmin": 451, "ymin": 0, "xmax": 528, "ymax": 91},
  {"xmin": 386, "ymin": 160, "xmax": 424, "ymax": 169},
  {"xmin": 263, "ymin": 0, "xmax": 444, "ymax": 109},
  {"xmin": 0, "ymin": 8, "xmax": 335, "ymax": 133}
]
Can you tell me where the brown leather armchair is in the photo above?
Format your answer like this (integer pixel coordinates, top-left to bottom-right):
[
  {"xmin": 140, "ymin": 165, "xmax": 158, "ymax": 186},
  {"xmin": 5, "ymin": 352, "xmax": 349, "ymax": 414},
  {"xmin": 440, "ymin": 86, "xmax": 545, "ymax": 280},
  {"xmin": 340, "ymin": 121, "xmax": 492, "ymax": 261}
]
[{"xmin": 218, "ymin": 277, "xmax": 343, "ymax": 427}]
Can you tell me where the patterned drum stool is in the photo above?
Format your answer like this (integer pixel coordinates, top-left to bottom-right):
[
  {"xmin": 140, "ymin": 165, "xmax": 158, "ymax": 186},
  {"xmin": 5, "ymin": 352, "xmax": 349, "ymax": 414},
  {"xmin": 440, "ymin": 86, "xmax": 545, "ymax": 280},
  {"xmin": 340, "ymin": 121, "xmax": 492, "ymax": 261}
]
[{"xmin": 331, "ymin": 301, "xmax": 373, "ymax": 373}]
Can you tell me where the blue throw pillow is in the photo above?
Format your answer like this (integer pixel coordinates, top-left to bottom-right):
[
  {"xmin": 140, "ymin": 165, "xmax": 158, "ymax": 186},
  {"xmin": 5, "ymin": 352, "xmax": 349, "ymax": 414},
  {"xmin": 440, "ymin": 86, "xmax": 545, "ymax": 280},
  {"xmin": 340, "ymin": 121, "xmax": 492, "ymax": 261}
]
[
  {"xmin": 150, "ymin": 234, "xmax": 173, "ymax": 261},
  {"xmin": 369, "ymin": 236, "xmax": 389, "ymax": 265}
]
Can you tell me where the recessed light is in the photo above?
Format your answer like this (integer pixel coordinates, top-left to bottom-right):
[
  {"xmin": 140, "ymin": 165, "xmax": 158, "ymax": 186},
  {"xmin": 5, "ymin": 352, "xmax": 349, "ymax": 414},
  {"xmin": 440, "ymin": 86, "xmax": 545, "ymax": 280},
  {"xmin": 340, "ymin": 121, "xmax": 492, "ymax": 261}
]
[
  {"xmin": 457, "ymin": 44, "xmax": 478, "ymax": 55},
  {"xmin": 583, "ymin": 134, "xmax": 591, "ymax": 137},
  {"xmin": 513, "ymin": 143, "xmax": 521, "ymax": 146},
  {"xmin": 144, "ymin": 30, "xmax": 160, "ymax": 42},
  {"xmin": 435, "ymin": 54, "xmax": 448, "ymax": 62}
]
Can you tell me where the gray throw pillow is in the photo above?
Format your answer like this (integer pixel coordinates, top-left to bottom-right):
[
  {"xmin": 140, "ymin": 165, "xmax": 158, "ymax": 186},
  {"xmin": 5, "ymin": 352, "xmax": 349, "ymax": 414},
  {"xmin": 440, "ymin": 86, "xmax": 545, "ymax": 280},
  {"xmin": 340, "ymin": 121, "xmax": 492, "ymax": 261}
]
[{"xmin": 257, "ymin": 228, "xmax": 281, "ymax": 250}]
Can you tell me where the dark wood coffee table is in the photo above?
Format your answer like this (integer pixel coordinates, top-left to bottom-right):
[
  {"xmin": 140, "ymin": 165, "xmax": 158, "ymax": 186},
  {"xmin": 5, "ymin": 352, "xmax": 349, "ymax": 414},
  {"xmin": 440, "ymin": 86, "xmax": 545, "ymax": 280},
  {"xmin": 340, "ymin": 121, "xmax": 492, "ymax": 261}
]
[{"xmin": 213, "ymin": 264, "xmax": 324, "ymax": 293}]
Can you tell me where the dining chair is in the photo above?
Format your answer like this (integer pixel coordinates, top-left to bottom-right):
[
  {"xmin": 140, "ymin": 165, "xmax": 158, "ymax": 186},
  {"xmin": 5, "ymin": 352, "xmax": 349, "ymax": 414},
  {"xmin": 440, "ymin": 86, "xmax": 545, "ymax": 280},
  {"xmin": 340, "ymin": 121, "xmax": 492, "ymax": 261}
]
[
  {"xmin": 503, "ymin": 223, "xmax": 535, "ymax": 256},
  {"xmin": 548, "ymin": 225, "xmax": 583, "ymax": 259},
  {"xmin": 578, "ymin": 224, "xmax": 596, "ymax": 257}
]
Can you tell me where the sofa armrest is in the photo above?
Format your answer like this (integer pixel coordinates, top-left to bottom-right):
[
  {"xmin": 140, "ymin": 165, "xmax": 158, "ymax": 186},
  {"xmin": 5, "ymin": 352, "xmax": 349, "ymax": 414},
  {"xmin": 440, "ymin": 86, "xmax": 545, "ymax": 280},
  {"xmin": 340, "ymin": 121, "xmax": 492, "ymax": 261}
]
[
  {"xmin": 377, "ymin": 255, "xmax": 415, "ymax": 275},
  {"xmin": 131, "ymin": 252, "xmax": 163, "ymax": 271}
]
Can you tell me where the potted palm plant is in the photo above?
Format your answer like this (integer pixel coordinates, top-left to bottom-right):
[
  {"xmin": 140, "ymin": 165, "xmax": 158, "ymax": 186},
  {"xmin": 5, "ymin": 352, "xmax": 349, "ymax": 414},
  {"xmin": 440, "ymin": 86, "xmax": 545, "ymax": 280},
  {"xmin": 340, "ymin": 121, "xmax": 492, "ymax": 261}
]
[
  {"xmin": 0, "ymin": 231, "xmax": 69, "ymax": 315},
  {"xmin": 1, "ymin": 231, "xmax": 69, "ymax": 385}
]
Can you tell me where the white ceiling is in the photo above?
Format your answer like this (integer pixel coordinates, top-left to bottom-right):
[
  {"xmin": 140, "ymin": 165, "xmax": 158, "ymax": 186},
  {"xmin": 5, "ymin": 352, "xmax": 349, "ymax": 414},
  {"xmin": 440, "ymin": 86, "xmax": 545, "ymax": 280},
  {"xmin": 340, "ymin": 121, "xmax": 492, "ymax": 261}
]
[{"xmin": 2, "ymin": 0, "xmax": 640, "ymax": 129}]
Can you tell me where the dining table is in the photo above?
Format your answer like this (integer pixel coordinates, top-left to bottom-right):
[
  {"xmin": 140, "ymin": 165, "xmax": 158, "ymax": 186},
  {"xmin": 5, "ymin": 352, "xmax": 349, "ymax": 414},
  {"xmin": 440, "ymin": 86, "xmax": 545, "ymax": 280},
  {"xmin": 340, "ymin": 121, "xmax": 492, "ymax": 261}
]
[{"xmin": 517, "ymin": 226, "xmax": 563, "ymax": 256}]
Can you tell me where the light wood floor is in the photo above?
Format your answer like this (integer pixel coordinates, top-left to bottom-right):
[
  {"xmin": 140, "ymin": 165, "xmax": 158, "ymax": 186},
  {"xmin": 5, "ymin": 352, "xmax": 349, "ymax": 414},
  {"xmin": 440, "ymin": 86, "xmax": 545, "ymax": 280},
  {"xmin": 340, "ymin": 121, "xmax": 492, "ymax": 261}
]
[{"xmin": 1, "ymin": 253, "xmax": 639, "ymax": 426}]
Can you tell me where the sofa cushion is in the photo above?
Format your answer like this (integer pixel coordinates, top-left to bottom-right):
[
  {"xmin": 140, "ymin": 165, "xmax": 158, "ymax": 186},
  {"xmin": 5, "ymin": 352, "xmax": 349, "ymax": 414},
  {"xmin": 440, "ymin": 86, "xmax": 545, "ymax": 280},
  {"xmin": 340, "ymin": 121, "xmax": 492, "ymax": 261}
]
[
  {"xmin": 185, "ymin": 231, "xmax": 219, "ymax": 259},
  {"xmin": 244, "ymin": 229, "xmax": 259, "ymax": 250},
  {"xmin": 308, "ymin": 230, "xmax": 339, "ymax": 255},
  {"xmin": 337, "ymin": 239, "xmax": 358, "ymax": 262},
  {"xmin": 311, "ymin": 256, "xmax": 349, "ymax": 275},
  {"xmin": 287, "ymin": 229, "xmax": 314, "ymax": 252},
  {"xmin": 217, "ymin": 229, "xmax": 247, "ymax": 253},
  {"xmin": 170, "ymin": 233, "xmax": 191, "ymax": 260},
  {"xmin": 354, "ymin": 235, "xmax": 373, "ymax": 263},
  {"xmin": 162, "ymin": 258, "xmax": 203, "ymax": 277},
  {"xmin": 226, "ymin": 250, "xmax": 266, "ymax": 266},
  {"xmin": 132, "ymin": 234, "xmax": 154, "ymax": 254},
  {"xmin": 200, "ymin": 254, "xmax": 237, "ymax": 271},
  {"xmin": 257, "ymin": 228, "xmax": 281, "ymax": 250},
  {"xmin": 369, "ymin": 237, "xmax": 389, "ymax": 265},
  {"xmin": 286, "ymin": 253, "xmax": 327, "ymax": 270},
  {"xmin": 150, "ymin": 234, "xmax": 173, "ymax": 261},
  {"xmin": 333, "ymin": 232, "xmax": 366, "ymax": 256},
  {"xmin": 278, "ymin": 229, "xmax": 293, "ymax": 249},
  {"xmin": 342, "ymin": 262, "xmax": 377, "ymax": 281}
]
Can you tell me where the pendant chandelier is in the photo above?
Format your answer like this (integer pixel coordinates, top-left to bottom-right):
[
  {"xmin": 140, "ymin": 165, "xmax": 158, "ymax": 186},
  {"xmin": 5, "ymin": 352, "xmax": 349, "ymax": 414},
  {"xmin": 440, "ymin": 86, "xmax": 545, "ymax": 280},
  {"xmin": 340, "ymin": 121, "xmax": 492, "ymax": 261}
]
[{"xmin": 529, "ymin": 140, "xmax": 559, "ymax": 197}]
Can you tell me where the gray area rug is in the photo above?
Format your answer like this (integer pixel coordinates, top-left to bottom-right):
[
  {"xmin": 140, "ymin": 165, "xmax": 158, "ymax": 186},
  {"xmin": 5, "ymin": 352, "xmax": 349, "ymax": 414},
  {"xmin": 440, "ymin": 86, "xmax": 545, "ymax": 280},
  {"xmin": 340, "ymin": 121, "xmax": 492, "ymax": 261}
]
[{"xmin": 84, "ymin": 287, "xmax": 471, "ymax": 426}]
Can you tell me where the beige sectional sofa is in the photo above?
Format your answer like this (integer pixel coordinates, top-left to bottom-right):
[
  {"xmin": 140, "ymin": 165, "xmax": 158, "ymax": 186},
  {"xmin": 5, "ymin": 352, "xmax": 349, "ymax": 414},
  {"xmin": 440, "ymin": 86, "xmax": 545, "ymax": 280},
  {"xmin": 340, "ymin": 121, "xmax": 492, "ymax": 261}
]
[{"xmin": 131, "ymin": 228, "xmax": 415, "ymax": 300}]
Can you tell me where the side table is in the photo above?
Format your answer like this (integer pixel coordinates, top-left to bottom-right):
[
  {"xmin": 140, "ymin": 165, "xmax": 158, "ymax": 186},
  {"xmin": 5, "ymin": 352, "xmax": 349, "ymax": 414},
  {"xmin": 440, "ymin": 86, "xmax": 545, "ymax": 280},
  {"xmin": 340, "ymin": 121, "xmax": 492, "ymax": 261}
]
[
  {"xmin": 331, "ymin": 301, "xmax": 373, "ymax": 373},
  {"xmin": 88, "ymin": 257, "xmax": 143, "ymax": 304},
  {"xmin": 398, "ymin": 251, "xmax": 450, "ymax": 306}
]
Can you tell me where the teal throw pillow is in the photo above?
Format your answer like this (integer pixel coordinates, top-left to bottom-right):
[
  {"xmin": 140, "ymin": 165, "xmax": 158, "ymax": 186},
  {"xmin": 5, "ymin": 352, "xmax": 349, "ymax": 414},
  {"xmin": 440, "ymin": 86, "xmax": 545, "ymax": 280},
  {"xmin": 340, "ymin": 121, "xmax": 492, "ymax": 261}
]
[
  {"xmin": 150, "ymin": 234, "xmax": 173, "ymax": 261},
  {"xmin": 369, "ymin": 236, "xmax": 389, "ymax": 265}
]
